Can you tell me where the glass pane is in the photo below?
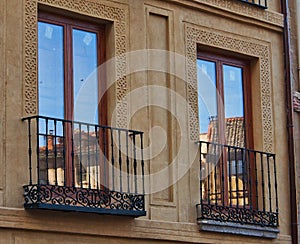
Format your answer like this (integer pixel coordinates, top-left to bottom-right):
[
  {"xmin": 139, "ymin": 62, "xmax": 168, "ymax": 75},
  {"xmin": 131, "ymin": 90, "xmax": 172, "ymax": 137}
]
[
  {"xmin": 223, "ymin": 64, "xmax": 245, "ymax": 147},
  {"xmin": 38, "ymin": 22, "xmax": 64, "ymax": 119},
  {"xmin": 73, "ymin": 29, "xmax": 98, "ymax": 124},
  {"xmin": 197, "ymin": 59, "xmax": 218, "ymax": 141}
]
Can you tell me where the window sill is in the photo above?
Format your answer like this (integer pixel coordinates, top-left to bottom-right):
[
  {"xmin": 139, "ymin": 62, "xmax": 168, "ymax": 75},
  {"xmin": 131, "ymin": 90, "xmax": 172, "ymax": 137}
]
[{"xmin": 197, "ymin": 219, "xmax": 279, "ymax": 239}]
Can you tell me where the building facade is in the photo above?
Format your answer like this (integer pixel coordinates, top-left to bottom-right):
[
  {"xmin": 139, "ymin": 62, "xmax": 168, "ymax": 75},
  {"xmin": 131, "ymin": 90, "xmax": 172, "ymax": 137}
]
[{"xmin": 0, "ymin": 0, "xmax": 297, "ymax": 243}]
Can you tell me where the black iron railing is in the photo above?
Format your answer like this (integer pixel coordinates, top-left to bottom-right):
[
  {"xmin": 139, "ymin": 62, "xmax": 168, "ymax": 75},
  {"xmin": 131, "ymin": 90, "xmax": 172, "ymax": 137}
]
[
  {"xmin": 22, "ymin": 115, "xmax": 145, "ymax": 216},
  {"xmin": 197, "ymin": 141, "xmax": 278, "ymax": 227},
  {"xmin": 238, "ymin": 0, "xmax": 267, "ymax": 9}
]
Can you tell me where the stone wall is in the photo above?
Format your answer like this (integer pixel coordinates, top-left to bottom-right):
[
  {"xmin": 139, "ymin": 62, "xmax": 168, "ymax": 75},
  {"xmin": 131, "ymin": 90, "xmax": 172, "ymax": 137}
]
[{"xmin": 0, "ymin": 0, "xmax": 293, "ymax": 242}]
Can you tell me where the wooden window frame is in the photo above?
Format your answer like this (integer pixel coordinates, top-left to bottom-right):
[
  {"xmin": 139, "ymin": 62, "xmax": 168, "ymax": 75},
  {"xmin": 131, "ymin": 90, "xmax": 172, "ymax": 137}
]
[
  {"xmin": 38, "ymin": 11, "xmax": 106, "ymax": 125},
  {"xmin": 197, "ymin": 51, "xmax": 255, "ymax": 207},
  {"xmin": 38, "ymin": 11, "xmax": 107, "ymax": 187},
  {"xmin": 197, "ymin": 51, "xmax": 253, "ymax": 148}
]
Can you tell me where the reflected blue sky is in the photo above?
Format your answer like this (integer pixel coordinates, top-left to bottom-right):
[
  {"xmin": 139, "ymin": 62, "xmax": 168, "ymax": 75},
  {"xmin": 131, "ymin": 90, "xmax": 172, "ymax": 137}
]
[
  {"xmin": 197, "ymin": 59, "xmax": 244, "ymax": 134},
  {"xmin": 197, "ymin": 59, "xmax": 217, "ymax": 134},
  {"xmin": 38, "ymin": 22, "xmax": 64, "ymax": 119},
  {"xmin": 223, "ymin": 65, "xmax": 244, "ymax": 118},
  {"xmin": 73, "ymin": 29, "xmax": 98, "ymax": 124},
  {"xmin": 38, "ymin": 22, "xmax": 99, "ymax": 125}
]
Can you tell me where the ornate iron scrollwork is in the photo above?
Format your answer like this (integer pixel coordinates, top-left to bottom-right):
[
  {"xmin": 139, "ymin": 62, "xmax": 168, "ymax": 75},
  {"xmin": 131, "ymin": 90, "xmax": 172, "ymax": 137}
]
[
  {"xmin": 198, "ymin": 203, "xmax": 278, "ymax": 227},
  {"xmin": 24, "ymin": 184, "xmax": 145, "ymax": 216}
]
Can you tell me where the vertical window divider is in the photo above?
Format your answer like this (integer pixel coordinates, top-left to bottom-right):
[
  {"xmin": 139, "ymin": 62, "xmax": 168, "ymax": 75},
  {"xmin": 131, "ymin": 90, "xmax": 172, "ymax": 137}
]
[
  {"xmin": 95, "ymin": 125, "xmax": 99, "ymax": 190},
  {"xmin": 54, "ymin": 120, "xmax": 58, "ymax": 186},
  {"xmin": 36, "ymin": 117, "xmax": 40, "ymax": 185},
  {"xmin": 126, "ymin": 130, "xmax": 130, "ymax": 193}
]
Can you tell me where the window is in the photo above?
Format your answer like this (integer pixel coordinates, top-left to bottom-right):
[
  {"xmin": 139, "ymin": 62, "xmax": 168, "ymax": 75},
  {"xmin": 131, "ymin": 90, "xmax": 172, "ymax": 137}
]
[
  {"xmin": 197, "ymin": 52, "xmax": 252, "ymax": 147},
  {"xmin": 238, "ymin": 0, "xmax": 268, "ymax": 9},
  {"xmin": 198, "ymin": 52, "xmax": 253, "ymax": 207},
  {"xmin": 23, "ymin": 11, "xmax": 146, "ymax": 216},
  {"xmin": 38, "ymin": 12, "xmax": 106, "ymax": 124},
  {"xmin": 197, "ymin": 51, "xmax": 278, "ymax": 228},
  {"xmin": 38, "ymin": 12, "xmax": 106, "ymax": 187}
]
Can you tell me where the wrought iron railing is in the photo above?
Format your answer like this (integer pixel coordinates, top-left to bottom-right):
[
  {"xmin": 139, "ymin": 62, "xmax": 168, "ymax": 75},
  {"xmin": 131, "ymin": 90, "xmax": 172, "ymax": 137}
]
[
  {"xmin": 22, "ymin": 115, "xmax": 145, "ymax": 216},
  {"xmin": 238, "ymin": 0, "xmax": 267, "ymax": 9},
  {"xmin": 197, "ymin": 141, "xmax": 278, "ymax": 227}
]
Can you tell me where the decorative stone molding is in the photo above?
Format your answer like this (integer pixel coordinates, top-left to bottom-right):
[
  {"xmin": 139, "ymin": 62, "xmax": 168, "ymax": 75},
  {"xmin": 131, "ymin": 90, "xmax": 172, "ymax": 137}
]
[
  {"xmin": 183, "ymin": 0, "xmax": 284, "ymax": 27},
  {"xmin": 23, "ymin": 0, "xmax": 128, "ymax": 128},
  {"xmin": 185, "ymin": 24, "xmax": 274, "ymax": 152}
]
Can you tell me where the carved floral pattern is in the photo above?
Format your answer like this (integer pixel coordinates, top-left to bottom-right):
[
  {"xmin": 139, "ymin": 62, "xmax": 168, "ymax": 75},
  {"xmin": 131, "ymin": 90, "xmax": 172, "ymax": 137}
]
[
  {"xmin": 191, "ymin": 0, "xmax": 283, "ymax": 27},
  {"xmin": 186, "ymin": 25, "xmax": 274, "ymax": 152},
  {"xmin": 24, "ymin": 0, "xmax": 128, "ymax": 128}
]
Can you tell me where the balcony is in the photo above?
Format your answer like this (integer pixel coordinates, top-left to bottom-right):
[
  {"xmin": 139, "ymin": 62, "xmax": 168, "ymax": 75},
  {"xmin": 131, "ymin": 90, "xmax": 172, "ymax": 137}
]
[
  {"xmin": 22, "ymin": 116, "xmax": 146, "ymax": 217},
  {"xmin": 238, "ymin": 0, "xmax": 268, "ymax": 9},
  {"xmin": 197, "ymin": 141, "xmax": 278, "ymax": 236}
]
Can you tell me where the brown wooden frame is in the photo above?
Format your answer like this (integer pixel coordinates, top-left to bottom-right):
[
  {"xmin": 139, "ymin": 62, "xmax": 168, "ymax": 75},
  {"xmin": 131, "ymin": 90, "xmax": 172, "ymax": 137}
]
[
  {"xmin": 197, "ymin": 51, "xmax": 255, "ymax": 207},
  {"xmin": 197, "ymin": 51, "xmax": 253, "ymax": 148},
  {"xmin": 38, "ymin": 11, "xmax": 107, "ymax": 187}
]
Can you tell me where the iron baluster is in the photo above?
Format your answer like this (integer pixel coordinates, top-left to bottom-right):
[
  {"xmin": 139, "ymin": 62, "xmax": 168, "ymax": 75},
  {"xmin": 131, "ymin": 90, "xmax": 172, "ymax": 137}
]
[
  {"xmin": 62, "ymin": 120, "xmax": 66, "ymax": 186},
  {"xmin": 45, "ymin": 118, "xmax": 49, "ymax": 185},
  {"xmin": 95, "ymin": 125, "xmax": 99, "ymax": 190},
  {"xmin": 36, "ymin": 117, "xmax": 40, "ymax": 185},
  {"xmin": 71, "ymin": 122, "xmax": 75, "ymax": 187},
  {"xmin": 235, "ymin": 147, "xmax": 239, "ymax": 208},
  {"xmin": 221, "ymin": 144, "xmax": 225, "ymax": 206},
  {"xmin": 111, "ymin": 128, "xmax": 115, "ymax": 191},
  {"xmin": 273, "ymin": 155, "xmax": 278, "ymax": 214},
  {"xmin": 267, "ymin": 154, "xmax": 272, "ymax": 213},
  {"xmin": 247, "ymin": 149, "xmax": 252, "ymax": 208},
  {"xmin": 214, "ymin": 143, "xmax": 218, "ymax": 206},
  {"xmin": 242, "ymin": 148, "xmax": 246, "ymax": 208},
  {"xmin": 118, "ymin": 130, "xmax": 122, "ymax": 192},
  {"xmin": 254, "ymin": 151, "xmax": 258, "ymax": 208},
  {"xmin": 207, "ymin": 142, "xmax": 210, "ymax": 205},
  {"xmin": 140, "ymin": 133, "xmax": 145, "ymax": 195},
  {"xmin": 27, "ymin": 118, "xmax": 32, "ymax": 185},
  {"xmin": 133, "ymin": 132, "xmax": 137, "ymax": 194},
  {"xmin": 126, "ymin": 131, "xmax": 130, "ymax": 193},
  {"xmin": 261, "ymin": 152, "xmax": 266, "ymax": 211},
  {"xmin": 102, "ymin": 127, "xmax": 107, "ymax": 188},
  {"xmin": 54, "ymin": 120, "xmax": 58, "ymax": 186},
  {"xmin": 228, "ymin": 146, "xmax": 232, "ymax": 207},
  {"xmin": 79, "ymin": 123, "xmax": 83, "ymax": 188},
  {"xmin": 87, "ymin": 125, "xmax": 91, "ymax": 189},
  {"xmin": 200, "ymin": 141, "xmax": 203, "ymax": 205}
]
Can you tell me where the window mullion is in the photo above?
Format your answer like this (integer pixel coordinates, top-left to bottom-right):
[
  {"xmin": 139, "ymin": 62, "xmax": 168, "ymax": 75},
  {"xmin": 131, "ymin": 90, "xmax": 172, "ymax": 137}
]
[
  {"xmin": 64, "ymin": 24, "xmax": 74, "ymax": 121},
  {"xmin": 217, "ymin": 61, "xmax": 225, "ymax": 145},
  {"xmin": 64, "ymin": 24, "xmax": 74, "ymax": 186}
]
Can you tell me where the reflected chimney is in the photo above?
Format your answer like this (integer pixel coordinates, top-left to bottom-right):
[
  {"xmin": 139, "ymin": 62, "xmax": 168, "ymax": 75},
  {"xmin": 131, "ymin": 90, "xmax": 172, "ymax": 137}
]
[{"xmin": 48, "ymin": 130, "xmax": 54, "ymax": 150}]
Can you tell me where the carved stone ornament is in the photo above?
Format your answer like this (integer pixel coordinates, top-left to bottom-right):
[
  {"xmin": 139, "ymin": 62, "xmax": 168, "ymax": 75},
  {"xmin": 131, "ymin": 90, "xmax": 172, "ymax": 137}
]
[
  {"xmin": 186, "ymin": 24, "xmax": 274, "ymax": 152},
  {"xmin": 198, "ymin": 0, "xmax": 283, "ymax": 27},
  {"xmin": 24, "ymin": 0, "xmax": 128, "ymax": 128}
]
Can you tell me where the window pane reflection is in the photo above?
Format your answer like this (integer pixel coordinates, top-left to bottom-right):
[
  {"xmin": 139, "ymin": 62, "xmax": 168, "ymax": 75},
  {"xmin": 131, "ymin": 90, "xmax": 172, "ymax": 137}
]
[
  {"xmin": 197, "ymin": 59, "xmax": 218, "ymax": 137},
  {"xmin": 38, "ymin": 22, "xmax": 64, "ymax": 119},
  {"xmin": 73, "ymin": 29, "xmax": 98, "ymax": 124},
  {"xmin": 223, "ymin": 65, "xmax": 245, "ymax": 147}
]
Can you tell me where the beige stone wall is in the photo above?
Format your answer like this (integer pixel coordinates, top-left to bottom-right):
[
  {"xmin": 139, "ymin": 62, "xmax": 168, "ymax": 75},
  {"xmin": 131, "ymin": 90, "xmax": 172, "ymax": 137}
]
[
  {"xmin": 0, "ymin": 208, "xmax": 293, "ymax": 243},
  {"xmin": 0, "ymin": 0, "xmax": 293, "ymax": 242}
]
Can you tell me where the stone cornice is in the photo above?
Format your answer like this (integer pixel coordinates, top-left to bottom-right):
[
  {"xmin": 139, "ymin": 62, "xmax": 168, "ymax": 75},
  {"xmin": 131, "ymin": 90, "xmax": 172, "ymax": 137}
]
[{"xmin": 165, "ymin": 0, "xmax": 284, "ymax": 30}]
